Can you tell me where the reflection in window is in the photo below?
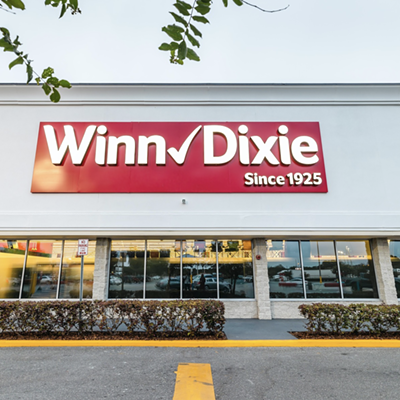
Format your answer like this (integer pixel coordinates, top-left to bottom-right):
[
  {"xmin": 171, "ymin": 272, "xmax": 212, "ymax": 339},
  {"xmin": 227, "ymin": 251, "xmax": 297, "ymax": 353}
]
[
  {"xmin": 301, "ymin": 241, "xmax": 341, "ymax": 299},
  {"xmin": 147, "ymin": 240, "xmax": 180, "ymax": 299},
  {"xmin": 337, "ymin": 241, "xmax": 378, "ymax": 299},
  {"xmin": 21, "ymin": 240, "xmax": 63, "ymax": 299},
  {"xmin": 0, "ymin": 240, "xmax": 26, "ymax": 299},
  {"xmin": 108, "ymin": 240, "xmax": 146, "ymax": 299},
  {"xmin": 219, "ymin": 240, "xmax": 254, "ymax": 299},
  {"xmin": 267, "ymin": 240, "xmax": 304, "ymax": 299},
  {"xmin": 389, "ymin": 240, "xmax": 400, "ymax": 298},
  {"xmin": 58, "ymin": 240, "xmax": 96, "ymax": 299},
  {"xmin": 183, "ymin": 240, "xmax": 216, "ymax": 299}
]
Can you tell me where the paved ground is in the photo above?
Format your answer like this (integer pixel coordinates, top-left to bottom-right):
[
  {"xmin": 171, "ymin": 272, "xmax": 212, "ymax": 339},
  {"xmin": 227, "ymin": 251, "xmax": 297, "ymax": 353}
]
[
  {"xmin": 1, "ymin": 346, "xmax": 400, "ymax": 400},
  {"xmin": 224, "ymin": 319, "xmax": 306, "ymax": 340}
]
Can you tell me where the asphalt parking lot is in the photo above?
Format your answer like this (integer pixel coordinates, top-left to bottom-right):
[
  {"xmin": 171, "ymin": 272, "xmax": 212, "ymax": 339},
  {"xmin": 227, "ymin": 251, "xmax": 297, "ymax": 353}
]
[{"xmin": 1, "ymin": 346, "xmax": 400, "ymax": 400}]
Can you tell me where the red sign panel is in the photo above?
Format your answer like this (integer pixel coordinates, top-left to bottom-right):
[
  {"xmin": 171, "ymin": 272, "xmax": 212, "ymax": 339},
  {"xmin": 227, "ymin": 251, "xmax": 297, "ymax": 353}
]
[{"xmin": 31, "ymin": 122, "xmax": 328, "ymax": 193}]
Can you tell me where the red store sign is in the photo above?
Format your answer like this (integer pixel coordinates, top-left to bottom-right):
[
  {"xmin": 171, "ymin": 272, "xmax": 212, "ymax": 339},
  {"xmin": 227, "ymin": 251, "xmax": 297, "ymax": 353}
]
[{"xmin": 31, "ymin": 122, "xmax": 328, "ymax": 193}]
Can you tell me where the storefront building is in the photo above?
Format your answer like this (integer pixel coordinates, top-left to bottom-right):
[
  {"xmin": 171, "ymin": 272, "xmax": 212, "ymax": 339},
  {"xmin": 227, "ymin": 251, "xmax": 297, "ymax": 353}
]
[{"xmin": 0, "ymin": 83, "xmax": 399, "ymax": 318}]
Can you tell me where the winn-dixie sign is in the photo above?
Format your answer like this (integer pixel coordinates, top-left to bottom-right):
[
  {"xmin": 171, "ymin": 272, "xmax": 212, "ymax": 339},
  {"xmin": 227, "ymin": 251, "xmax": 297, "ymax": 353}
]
[{"xmin": 31, "ymin": 122, "xmax": 328, "ymax": 193}]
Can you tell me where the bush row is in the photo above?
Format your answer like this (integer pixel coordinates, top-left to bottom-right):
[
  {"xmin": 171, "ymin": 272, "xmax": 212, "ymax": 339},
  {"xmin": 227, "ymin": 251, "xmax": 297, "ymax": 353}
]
[
  {"xmin": 0, "ymin": 300, "xmax": 225, "ymax": 338},
  {"xmin": 299, "ymin": 303, "xmax": 400, "ymax": 335}
]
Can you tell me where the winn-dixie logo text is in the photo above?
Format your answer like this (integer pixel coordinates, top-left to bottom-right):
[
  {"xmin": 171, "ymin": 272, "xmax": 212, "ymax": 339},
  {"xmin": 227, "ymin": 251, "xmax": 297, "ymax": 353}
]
[{"xmin": 33, "ymin": 122, "xmax": 327, "ymax": 193}]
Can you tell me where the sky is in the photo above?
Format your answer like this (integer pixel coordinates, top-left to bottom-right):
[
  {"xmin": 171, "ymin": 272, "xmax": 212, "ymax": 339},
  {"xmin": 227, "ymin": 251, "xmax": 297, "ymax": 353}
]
[{"xmin": 0, "ymin": 0, "xmax": 400, "ymax": 84}]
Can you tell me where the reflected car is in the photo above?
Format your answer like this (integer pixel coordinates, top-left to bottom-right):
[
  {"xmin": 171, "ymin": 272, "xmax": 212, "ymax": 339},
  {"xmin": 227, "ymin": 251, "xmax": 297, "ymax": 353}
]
[
  {"xmin": 279, "ymin": 278, "xmax": 307, "ymax": 287},
  {"xmin": 39, "ymin": 275, "xmax": 54, "ymax": 284},
  {"xmin": 194, "ymin": 277, "xmax": 231, "ymax": 293},
  {"xmin": 109, "ymin": 276, "xmax": 123, "ymax": 285},
  {"xmin": 155, "ymin": 277, "xmax": 180, "ymax": 290},
  {"xmin": 6, "ymin": 277, "xmax": 21, "ymax": 286},
  {"xmin": 342, "ymin": 277, "xmax": 373, "ymax": 291}
]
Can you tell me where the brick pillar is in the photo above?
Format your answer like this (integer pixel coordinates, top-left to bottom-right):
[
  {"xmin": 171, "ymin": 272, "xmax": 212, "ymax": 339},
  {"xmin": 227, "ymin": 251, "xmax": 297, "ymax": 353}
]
[
  {"xmin": 253, "ymin": 238, "xmax": 272, "ymax": 319},
  {"xmin": 371, "ymin": 238, "xmax": 398, "ymax": 304},
  {"xmin": 92, "ymin": 238, "xmax": 111, "ymax": 300}
]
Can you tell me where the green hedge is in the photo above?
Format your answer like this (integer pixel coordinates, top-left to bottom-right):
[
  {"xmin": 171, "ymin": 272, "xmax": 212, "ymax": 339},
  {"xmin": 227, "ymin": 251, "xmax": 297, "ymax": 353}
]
[
  {"xmin": 0, "ymin": 300, "xmax": 225, "ymax": 338},
  {"xmin": 299, "ymin": 303, "xmax": 400, "ymax": 335}
]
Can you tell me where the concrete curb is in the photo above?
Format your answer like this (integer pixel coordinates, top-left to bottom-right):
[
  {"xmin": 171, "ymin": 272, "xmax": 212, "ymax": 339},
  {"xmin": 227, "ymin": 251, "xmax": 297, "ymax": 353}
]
[{"xmin": 1, "ymin": 339, "xmax": 400, "ymax": 348}]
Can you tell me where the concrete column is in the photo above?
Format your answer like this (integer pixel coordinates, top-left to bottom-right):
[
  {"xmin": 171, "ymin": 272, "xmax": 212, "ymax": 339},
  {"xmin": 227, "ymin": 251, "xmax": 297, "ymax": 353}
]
[
  {"xmin": 371, "ymin": 238, "xmax": 398, "ymax": 304},
  {"xmin": 92, "ymin": 238, "xmax": 111, "ymax": 300},
  {"xmin": 252, "ymin": 238, "xmax": 272, "ymax": 319}
]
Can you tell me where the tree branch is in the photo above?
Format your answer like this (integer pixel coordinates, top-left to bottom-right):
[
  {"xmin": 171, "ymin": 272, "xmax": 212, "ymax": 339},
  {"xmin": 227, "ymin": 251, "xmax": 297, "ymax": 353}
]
[{"xmin": 242, "ymin": 1, "xmax": 290, "ymax": 13}]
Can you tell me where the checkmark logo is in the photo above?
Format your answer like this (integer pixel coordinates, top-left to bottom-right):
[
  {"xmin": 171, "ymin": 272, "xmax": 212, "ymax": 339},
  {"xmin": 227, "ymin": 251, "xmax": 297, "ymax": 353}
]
[{"xmin": 167, "ymin": 125, "xmax": 202, "ymax": 165}]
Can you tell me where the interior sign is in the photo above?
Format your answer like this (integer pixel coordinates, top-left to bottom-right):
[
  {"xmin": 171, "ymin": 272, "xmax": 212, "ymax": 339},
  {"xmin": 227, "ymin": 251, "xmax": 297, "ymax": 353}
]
[{"xmin": 31, "ymin": 122, "xmax": 328, "ymax": 193}]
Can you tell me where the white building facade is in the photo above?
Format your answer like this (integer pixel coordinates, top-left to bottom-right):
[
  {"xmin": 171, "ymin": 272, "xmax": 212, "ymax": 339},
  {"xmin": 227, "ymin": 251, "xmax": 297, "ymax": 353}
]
[{"xmin": 0, "ymin": 83, "xmax": 399, "ymax": 318}]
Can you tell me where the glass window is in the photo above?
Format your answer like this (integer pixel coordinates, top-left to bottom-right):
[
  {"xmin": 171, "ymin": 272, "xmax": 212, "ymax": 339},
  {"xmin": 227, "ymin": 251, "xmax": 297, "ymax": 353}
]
[
  {"xmin": 183, "ymin": 240, "xmax": 217, "ymax": 299},
  {"xmin": 58, "ymin": 240, "xmax": 96, "ymax": 299},
  {"xmin": 337, "ymin": 241, "xmax": 378, "ymax": 299},
  {"xmin": 219, "ymin": 240, "xmax": 254, "ymax": 299},
  {"xmin": 108, "ymin": 240, "xmax": 145, "ymax": 299},
  {"xmin": 267, "ymin": 240, "xmax": 304, "ymax": 299},
  {"xmin": 0, "ymin": 240, "xmax": 26, "ymax": 299},
  {"xmin": 389, "ymin": 240, "xmax": 400, "ymax": 298},
  {"xmin": 21, "ymin": 240, "xmax": 62, "ymax": 299},
  {"xmin": 146, "ymin": 240, "xmax": 180, "ymax": 299},
  {"xmin": 301, "ymin": 241, "xmax": 341, "ymax": 299}
]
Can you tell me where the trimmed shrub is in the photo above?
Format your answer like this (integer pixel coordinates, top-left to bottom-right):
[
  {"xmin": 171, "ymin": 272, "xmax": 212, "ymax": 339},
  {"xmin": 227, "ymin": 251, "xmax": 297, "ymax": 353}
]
[
  {"xmin": 299, "ymin": 303, "xmax": 400, "ymax": 335},
  {"xmin": 0, "ymin": 300, "xmax": 225, "ymax": 338}
]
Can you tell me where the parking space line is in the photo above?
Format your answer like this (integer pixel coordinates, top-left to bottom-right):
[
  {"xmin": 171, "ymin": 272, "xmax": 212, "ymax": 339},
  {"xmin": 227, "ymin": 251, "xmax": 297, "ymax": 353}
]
[{"xmin": 173, "ymin": 363, "xmax": 215, "ymax": 400}]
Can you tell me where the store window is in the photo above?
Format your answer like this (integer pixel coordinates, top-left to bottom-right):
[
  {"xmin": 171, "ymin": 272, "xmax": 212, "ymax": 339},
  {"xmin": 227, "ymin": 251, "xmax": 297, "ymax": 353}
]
[
  {"xmin": 267, "ymin": 239, "xmax": 379, "ymax": 300},
  {"xmin": 108, "ymin": 239, "xmax": 255, "ymax": 300},
  {"xmin": 0, "ymin": 240, "xmax": 26, "ymax": 299},
  {"xmin": 267, "ymin": 240, "xmax": 304, "ymax": 299},
  {"xmin": 58, "ymin": 240, "xmax": 96, "ymax": 299},
  {"xmin": 389, "ymin": 240, "xmax": 400, "ymax": 298},
  {"xmin": 0, "ymin": 239, "xmax": 96, "ymax": 300},
  {"xmin": 108, "ymin": 240, "xmax": 146, "ymax": 299},
  {"xmin": 301, "ymin": 241, "xmax": 341, "ymax": 299},
  {"xmin": 21, "ymin": 240, "xmax": 63, "ymax": 299}
]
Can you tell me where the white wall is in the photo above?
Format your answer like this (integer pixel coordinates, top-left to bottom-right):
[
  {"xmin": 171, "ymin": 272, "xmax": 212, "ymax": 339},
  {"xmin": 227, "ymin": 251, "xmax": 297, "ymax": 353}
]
[{"xmin": 1, "ymin": 84, "xmax": 399, "ymax": 238}]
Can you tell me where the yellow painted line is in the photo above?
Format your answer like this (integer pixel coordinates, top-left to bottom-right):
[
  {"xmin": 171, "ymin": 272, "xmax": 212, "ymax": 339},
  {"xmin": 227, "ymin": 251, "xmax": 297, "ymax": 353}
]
[
  {"xmin": 1, "ymin": 339, "xmax": 400, "ymax": 348},
  {"xmin": 173, "ymin": 363, "xmax": 215, "ymax": 400}
]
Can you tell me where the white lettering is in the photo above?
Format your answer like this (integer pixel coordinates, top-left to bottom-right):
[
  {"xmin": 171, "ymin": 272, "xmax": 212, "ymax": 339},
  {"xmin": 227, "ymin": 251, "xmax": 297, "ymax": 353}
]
[
  {"xmin": 244, "ymin": 172, "xmax": 254, "ymax": 186},
  {"xmin": 204, "ymin": 125, "xmax": 237, "ymax": 165},
  {"xmin": 44, "ymin": 125, "xmax": 96, "ymax": 165},
  {"xmin": 250, "ymin": 136, "xmax": 279, "ymax": 166},
  {"xmin": 291, "ymin": 136, "xmax": 319, "ymax": 165},
  {"xmin": 107, "ymin": 136, "xmax": 135, "ymax": 165},
  {"xmin": 138, "ymin": 135, "xmax": 166, "ymax": 165}
]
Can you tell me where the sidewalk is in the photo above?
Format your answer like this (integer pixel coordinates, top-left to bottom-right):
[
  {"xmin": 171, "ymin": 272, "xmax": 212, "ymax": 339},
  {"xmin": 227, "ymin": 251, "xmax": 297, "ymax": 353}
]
[{"xmin": 224, "ymin": 319, "xmax": 306, "ymax": 340}]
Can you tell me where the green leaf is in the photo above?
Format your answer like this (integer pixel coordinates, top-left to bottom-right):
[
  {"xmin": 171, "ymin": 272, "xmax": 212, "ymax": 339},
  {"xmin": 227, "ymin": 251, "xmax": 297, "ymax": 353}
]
[
  {"xmin": 42, "ymin": 67, "xmax": 54, "ymax": 79},
  {"xmin": 47, "ymin": 77, "xmax": 60, "ymax": 87},
  {"xmin": 42, "ymin": 83, "xmax": 52, "ymax": 95},
  {"xmin": 50, "ymin": 88, "xmax": 61, "ymax": 103},
  {"xmin": 35, "ymin": 77, "xmax": 41, "ymax": 85},
  {"xmin": 70, "ymin": 0, "xmax": 78, "ymax": 8},
  {"xmin": 192, "ymin": 16, "xmax": 209, "ymax": 24},
  {"xmin": 159, "ymin": 43, "xmax": 172, "ymax": 51},
  {"xmin": 222, "ymin": 0, "xmax": 228, "ymax": 6},
  {"xmin": 0, "ymin": 39, "xmax": 14, "ymax": 52},
  {"xmin": 8, "ymin": 0, "xmax": 25, "ymax": 10},
  {"xmin": 187, "ymin": 48, "xmax": 200, "ymax": 61},
  {"xmin": 162, "ymin": 27, "xmax": 183, "ymax": 41},
  {"xmin": 59, "ymin": 79, "xmax": 72, "ymax": 88},
  {"xmin": 170, "ymin": 42, "xmax": 179, "ymax": 50},
  {"xmin": 232, "ymin": 0, "xmax": 243, "ymax": 5},
  {"xmin": 190, "ymin": 24, "xmax": 202, "ymax": 37},
  {"xmin": 167, "ymin": 24, "xmax": 185, "ymax": 33},
  {"xmin": 195, "ymin": 5, "xmax": 210, "ymax": 15},
  {"xmin": 26, "ymin": 64, "xmax": 33, "ymax": 84},
  {"xmin": 178, "ymin": 40, "xmax": 187, "ymax": 60},
  {"xmin": 9, "ymin": 56, "xmax": 24, "ymax": 69},
  {"xmin": 173, "ymin": 3, "xmax": 190, "ymax": 16},
  {"xmin": 177, "ymin": 0, "xmax": 192, "ymax": 9},
  {"xmin": 187, "ymin": 33, "xmax": 200, "ymax": 48},
  {"xmin": 170, "ymin": 12, "xmax": 188, "ymax": 27},
  {"xmin": 60, "ymin": 4, "xmax": 67, "ymax": 18}
]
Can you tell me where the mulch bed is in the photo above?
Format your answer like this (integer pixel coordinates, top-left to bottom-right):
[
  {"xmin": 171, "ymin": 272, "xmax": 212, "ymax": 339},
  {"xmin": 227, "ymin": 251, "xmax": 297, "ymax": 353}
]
[
  {"xmin": 0, "ymin": 331, "xmax": 227, "ymax": 341},
  {"xmin": 291, "ymin": 331, "xmax": 400, "ymax": 340}
]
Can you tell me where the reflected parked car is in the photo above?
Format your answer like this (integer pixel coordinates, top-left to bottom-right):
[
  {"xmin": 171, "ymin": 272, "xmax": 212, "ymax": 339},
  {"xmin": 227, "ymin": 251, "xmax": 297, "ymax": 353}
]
[
  {"xmin": 156, "ymin": 277, "xmax": 180, "ymax": 290},
  {"xmin": 109, "ymin": 275, "xmax": 122, "ymax": 285},
  {"xmin": 194, "ymin": 277, "xmax": 231, "ymax": 293}
]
